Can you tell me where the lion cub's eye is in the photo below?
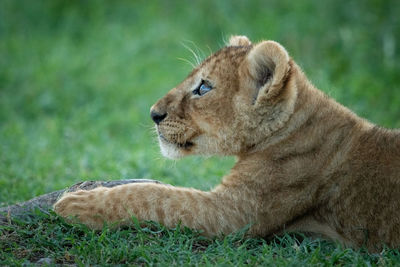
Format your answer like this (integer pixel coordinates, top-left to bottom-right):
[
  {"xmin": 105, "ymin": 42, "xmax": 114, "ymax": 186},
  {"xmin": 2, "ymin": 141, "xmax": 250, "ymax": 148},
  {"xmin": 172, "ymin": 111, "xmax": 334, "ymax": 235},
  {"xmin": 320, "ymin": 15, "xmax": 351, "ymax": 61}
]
[{"xmin": 193, "ymin": 80, "xmax": 213, "ymax": 96}]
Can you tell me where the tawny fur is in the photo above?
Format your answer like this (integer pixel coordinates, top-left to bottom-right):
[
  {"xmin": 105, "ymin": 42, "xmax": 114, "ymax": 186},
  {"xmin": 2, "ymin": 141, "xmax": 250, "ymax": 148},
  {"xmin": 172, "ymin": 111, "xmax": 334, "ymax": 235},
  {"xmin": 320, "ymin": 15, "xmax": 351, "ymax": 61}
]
[{"xmin": 54, "ymin": 35, "xmax": 400, "ymax": 252}]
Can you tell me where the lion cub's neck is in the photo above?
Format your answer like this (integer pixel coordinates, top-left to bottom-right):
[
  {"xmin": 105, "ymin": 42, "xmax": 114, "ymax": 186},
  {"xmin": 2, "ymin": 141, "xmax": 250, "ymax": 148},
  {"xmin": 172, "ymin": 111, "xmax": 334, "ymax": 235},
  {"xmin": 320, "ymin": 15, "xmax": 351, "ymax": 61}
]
[{"xmin": 231, "ymin": 64, "xmax": 373, "ymax": 185}]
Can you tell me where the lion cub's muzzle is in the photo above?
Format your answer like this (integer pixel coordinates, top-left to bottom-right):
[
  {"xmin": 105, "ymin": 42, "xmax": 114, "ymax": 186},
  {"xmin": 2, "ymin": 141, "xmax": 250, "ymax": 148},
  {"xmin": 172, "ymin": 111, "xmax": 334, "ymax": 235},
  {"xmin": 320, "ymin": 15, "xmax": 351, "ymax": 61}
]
[
  {"xmin": 156, "ymin": 119, "xmax": 196, "ymax": 148},
  {"xmin": 150, "ymin": 111, "xmax": 194, "ymax": 149}
]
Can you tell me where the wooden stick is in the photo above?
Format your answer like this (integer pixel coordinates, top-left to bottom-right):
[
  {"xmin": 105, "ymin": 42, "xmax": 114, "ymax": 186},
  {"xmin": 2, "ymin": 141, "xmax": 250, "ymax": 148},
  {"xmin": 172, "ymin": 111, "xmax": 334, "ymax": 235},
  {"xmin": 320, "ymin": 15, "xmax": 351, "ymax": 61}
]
[{"xmin": 0, "ymin": 179, "xmax": 163, "ymax": 224}]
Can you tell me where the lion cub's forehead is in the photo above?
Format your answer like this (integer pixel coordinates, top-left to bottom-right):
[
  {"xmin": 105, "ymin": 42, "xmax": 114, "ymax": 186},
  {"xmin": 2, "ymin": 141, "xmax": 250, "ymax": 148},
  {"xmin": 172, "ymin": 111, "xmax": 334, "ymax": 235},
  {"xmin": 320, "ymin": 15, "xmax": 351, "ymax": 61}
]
[
  {"xmin": 185, "ymin": 46, "xmax": 250, "ymax": 80},
  {"xmin": 201, "ymin": 46, "xmax": 250, "ymax": 73},
  {"xmin": 179, "ymin": 46, "xmax": 251, "ymax": 92}
]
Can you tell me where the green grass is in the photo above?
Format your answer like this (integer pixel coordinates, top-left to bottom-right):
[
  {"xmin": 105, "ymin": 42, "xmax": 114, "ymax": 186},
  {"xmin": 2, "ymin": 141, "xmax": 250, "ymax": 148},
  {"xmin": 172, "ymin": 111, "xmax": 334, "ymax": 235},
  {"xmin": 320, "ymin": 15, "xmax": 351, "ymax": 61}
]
[
  {"xmin": 1, "ymin": 0, "xmax": 400, "ymax": 265},
  {"xmin": 3, "ymin": 211, "xmax": 400, "ymax": 266}
]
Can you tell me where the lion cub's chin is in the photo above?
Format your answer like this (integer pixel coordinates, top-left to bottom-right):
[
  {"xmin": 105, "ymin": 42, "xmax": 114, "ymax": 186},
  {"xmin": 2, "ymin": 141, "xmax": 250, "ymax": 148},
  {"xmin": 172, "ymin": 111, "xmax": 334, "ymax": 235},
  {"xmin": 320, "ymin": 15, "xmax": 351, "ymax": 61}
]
[{"xmin": 158, "ymin": 137, "xmax": 185, "ymax": 159}]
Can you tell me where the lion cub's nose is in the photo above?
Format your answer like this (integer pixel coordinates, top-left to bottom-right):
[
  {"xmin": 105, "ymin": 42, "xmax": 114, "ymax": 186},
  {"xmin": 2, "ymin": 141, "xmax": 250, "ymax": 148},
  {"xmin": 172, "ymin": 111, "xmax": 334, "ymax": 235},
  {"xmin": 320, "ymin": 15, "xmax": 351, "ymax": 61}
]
[{"xmin": 150, "ymin": 110, "xmax": 167, "ymax": 125}]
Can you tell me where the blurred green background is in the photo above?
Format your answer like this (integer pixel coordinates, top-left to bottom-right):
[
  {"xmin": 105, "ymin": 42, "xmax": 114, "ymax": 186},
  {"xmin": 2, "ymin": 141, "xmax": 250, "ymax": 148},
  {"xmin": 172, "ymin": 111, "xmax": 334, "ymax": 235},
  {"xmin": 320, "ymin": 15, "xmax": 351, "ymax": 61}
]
[{"xmin": 1, "ymin": 0, "xmax": 399, "ymax": 205}]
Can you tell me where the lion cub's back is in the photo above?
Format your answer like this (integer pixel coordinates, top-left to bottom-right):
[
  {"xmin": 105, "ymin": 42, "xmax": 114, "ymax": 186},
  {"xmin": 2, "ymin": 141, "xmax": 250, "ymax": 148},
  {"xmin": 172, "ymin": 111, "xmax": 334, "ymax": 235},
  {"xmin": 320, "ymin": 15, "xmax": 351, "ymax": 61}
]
[{"xmin": 329, "ymin": 126, "xmax": 400, "ymax": 250}]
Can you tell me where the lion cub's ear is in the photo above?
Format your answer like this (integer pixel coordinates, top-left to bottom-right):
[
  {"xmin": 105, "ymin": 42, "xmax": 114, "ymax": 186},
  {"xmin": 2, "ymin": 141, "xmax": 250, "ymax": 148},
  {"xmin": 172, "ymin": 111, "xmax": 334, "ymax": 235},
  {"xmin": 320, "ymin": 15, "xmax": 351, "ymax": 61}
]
[
  {"xmin": 243, "ymin": 41, "xmax": 290, "ymax": 105},
  {"xmin": 228, "ymin": 35, "xmax": 252, "ymax": 46}
]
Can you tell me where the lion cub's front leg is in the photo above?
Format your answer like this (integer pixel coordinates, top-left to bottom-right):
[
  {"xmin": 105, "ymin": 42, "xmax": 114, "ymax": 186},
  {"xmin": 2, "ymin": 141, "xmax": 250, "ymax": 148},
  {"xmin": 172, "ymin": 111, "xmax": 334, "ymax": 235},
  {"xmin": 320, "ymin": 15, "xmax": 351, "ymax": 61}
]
[{"xmin": 54, "ymin": 183, "xmax": 251, "ymax": 235}]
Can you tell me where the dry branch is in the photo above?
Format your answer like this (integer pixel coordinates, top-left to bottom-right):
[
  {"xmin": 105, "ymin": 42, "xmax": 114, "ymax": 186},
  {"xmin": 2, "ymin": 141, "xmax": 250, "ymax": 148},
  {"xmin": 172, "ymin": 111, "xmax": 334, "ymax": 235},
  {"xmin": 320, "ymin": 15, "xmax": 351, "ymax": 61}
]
[{"xmin": 0, "ymin": 179, "xmax": 163, "ymax": 225}]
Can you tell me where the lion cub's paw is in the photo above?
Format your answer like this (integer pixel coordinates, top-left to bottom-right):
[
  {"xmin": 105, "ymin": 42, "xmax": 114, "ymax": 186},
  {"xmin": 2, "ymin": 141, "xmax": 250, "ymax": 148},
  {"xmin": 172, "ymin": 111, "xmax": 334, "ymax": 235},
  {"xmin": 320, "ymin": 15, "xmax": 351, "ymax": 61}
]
[{"xmin": 54, "ymin": 188, "xmax": 108, "ymax": 229}]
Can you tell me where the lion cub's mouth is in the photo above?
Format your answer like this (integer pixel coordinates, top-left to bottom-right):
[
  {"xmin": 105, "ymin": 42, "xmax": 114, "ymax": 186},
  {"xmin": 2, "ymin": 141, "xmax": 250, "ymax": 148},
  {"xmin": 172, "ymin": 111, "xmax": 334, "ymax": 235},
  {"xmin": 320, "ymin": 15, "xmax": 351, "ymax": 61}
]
[{"xmin": 159, "ymin": 133, "xmax": 194, "ymax": 149}]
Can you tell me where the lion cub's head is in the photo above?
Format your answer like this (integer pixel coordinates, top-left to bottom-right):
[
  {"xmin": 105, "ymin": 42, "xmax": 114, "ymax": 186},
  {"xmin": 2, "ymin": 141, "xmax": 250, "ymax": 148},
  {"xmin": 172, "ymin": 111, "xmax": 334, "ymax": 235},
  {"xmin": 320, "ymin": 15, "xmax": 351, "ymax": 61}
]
[{"xmin": 151, "ymin": 36, "xmax": 297, "ymax": 159}]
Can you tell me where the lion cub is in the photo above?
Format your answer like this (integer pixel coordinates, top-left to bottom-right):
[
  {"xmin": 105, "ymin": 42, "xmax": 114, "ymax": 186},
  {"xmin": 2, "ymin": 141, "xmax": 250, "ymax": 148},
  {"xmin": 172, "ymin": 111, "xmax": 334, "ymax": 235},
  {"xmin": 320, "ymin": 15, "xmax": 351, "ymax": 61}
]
[{"xmin": 54, "ymin": 36, "xmax": 400, "ymax": 252}]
